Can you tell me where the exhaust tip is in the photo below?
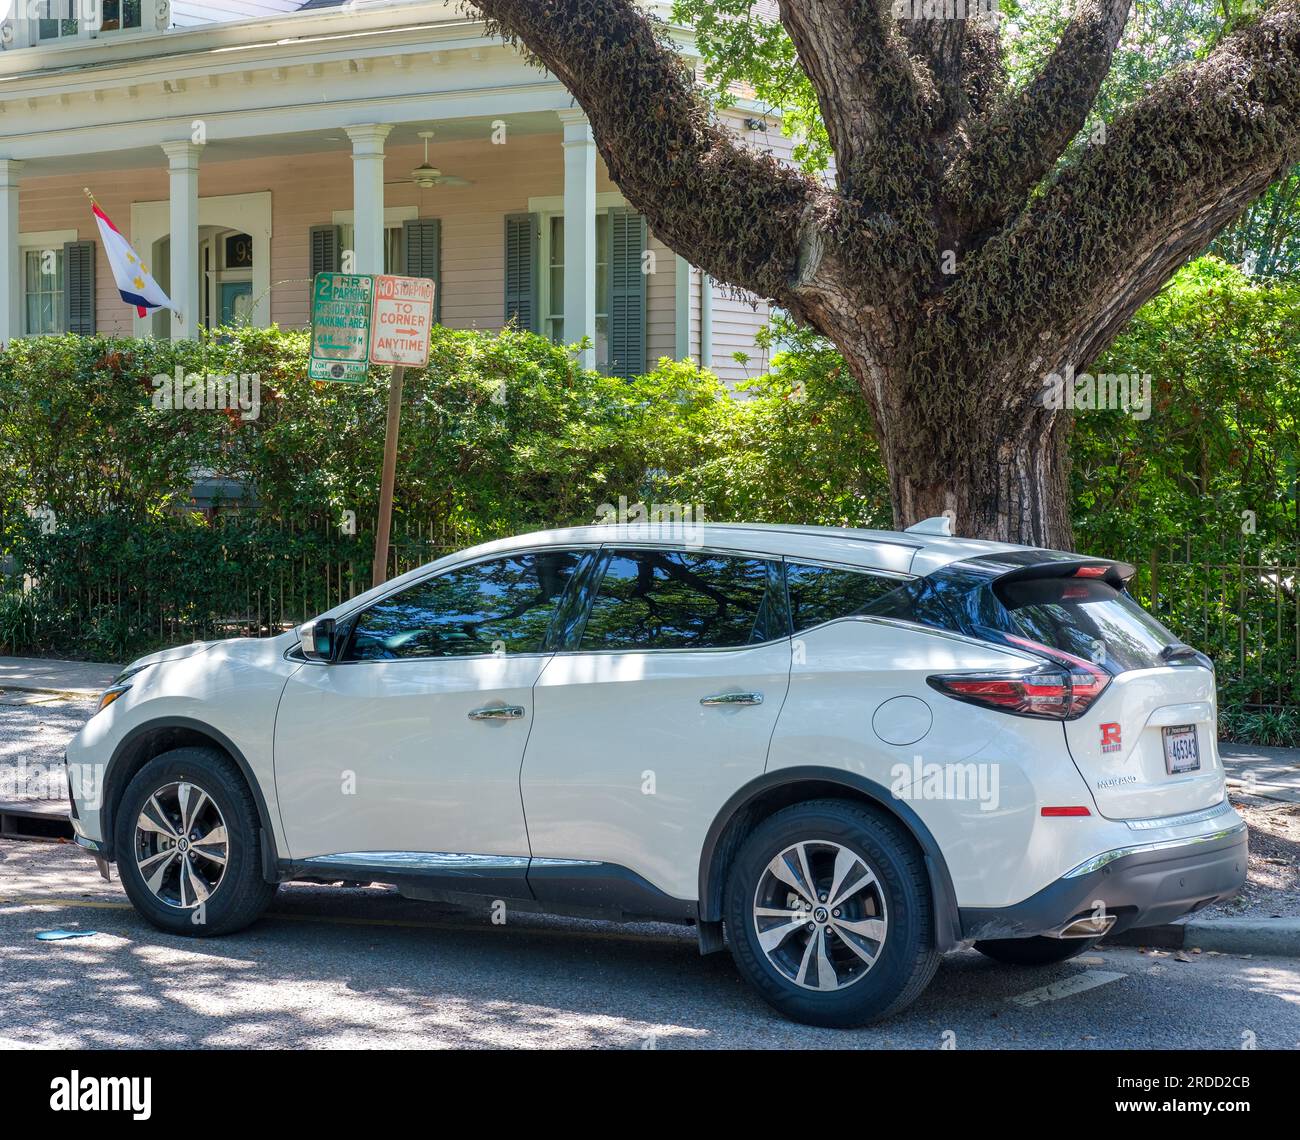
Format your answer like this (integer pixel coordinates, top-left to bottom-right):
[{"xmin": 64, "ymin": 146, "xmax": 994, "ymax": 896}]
[{"xmin": 1049, "ymin": 913, "xmax": 1117, "ymax": 939}]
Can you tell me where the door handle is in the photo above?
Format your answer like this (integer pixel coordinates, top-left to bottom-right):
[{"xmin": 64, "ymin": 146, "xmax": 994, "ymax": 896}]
[
  {"xmin": 700, "ymin": 692, "xmax": 764, "ymax": 707},
  {"xmin": 468, "ymin": 705, "xmax": 526, "ymax": 721}
]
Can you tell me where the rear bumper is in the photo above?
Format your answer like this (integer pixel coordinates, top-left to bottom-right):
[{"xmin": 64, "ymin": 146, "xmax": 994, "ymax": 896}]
[{"xmin": 958, "ymin": 821, "xmax": 1248, "ymax": 941}]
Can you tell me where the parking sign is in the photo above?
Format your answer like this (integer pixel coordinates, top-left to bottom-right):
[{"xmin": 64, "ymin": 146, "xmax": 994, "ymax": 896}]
[{"xmin": 369, "ymin": 275, "xmax": 435, "ymax": 368}]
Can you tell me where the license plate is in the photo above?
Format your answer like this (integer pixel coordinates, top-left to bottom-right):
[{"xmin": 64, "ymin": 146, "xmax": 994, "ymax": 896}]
[{"xmin": 1162, "ymin": 725, "xmax": 1200, "ymax": 775}]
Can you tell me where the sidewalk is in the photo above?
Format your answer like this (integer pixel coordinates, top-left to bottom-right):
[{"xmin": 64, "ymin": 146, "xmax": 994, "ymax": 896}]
[
  {"xmin": 1219, "ymin": 743, "xmax": 1300, "ymax": 805},
  {"xmin": 0, "ymin": 656, "xmax": 119, "ymax": 697}
]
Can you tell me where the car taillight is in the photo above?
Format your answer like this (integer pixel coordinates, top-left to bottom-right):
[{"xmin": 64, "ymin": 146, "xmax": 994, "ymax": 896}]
[{"xmin": 927, "ymin": 635, "xmax": 1111, "ymax": 720}]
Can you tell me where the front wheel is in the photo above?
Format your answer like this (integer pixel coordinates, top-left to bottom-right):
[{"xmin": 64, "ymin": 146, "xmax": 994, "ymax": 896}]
[
  {"xmin": 114, "ymin": 747, "xmax": 276, "ymax": 937},
  {"xmin": 724, "ymin": 799, "xmax": 941, "ymax": 1027}
]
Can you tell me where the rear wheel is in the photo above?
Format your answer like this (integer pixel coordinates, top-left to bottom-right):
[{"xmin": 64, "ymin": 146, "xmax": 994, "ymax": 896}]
[
  {"xmin": 974, "ymin": 935, "xmax": 1101, "ymax": 966},
  {"xmin": 724, "ymin": 799, "xmax": 940, "ymax": 1027},
  {"xmin": 114, "ymin": 747, "xmax": 275, "ymax": 937}
]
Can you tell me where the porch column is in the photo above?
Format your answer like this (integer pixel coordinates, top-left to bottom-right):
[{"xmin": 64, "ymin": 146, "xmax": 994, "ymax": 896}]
[
  {"xmin": 674, "ymin": 254, "xmax": 692, "ymax": 362},
  {"xmin": 700, "ymin": 271, "xmax": 714, "ymax": 370},
  {"xmin": 345, "ymin": 124, "xmax": 392, "ymax": 274},
  {"xmin": 161, "ymin": 140, "xmax": 203, "ymax": 341},
  {"xmin": 0, "ymin": 160, "xmax": 23, "ymax": 343},
  {"xmin": 559, "ymin": 109, "xmax": 597, "ymax": 368}
]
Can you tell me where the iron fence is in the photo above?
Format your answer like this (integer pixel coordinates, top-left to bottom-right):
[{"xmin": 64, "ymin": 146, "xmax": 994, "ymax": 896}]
[{"xmin": 1128, "ymin": 556, "xmax": 1298, "ymax": 708}]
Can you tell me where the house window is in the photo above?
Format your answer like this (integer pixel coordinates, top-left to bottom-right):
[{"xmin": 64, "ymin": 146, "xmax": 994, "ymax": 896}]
[
  {"xmin": 100, "ymin": 1, "xmax": 143, "ymax": 32},
  {"xmin": 543, "ymin": 213, "xmax": 610, "ymax": 367},
  {"xmin": 339, "ymin": 223, "xmax": 404, "ymax": 274},
  {"xmin": 23, "ymin": 248, "xmax": 64, "ymax": 335},
  {"xmin": 37, "ymin": 4, "xmax": 78, "ymax": 40},
  {"xmin": 37, "ymin": 0, "xmax": 141, "ymax": 38}
]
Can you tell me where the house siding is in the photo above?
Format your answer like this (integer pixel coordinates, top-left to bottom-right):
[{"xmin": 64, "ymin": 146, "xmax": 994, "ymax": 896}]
[{"xmin": 645, "ymin": 229, "xmax": 676, "ymax": 370}]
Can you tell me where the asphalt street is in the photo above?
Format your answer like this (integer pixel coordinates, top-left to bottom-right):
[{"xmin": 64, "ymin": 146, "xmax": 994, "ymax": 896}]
[
  {"xmin": 1, "ymin": 841, "xmax": 1298, "ymax": 1048},
  {"xmin": 1, "ymin": 693, "xmax": 1297, "ymax": 1049}
]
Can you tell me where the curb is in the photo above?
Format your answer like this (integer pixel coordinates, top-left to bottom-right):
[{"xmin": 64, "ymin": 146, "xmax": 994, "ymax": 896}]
[
  {"xmin": 0, "ymin": 683, "xmax": 103, "ymax": 699},
  {"xmin": 1103, "ymin": 917, "xmax": 1300, "ymax": 957}
]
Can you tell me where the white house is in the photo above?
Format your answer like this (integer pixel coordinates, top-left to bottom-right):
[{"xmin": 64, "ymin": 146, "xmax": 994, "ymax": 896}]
[{"xmin": 0, "ymin": 0, "xmax": 791, "ymax": 381}]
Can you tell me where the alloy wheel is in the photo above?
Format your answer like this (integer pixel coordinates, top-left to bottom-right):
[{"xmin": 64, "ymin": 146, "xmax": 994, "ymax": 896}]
[
  {"xmin": 133, "ymin": 780, "xmax": 229, "ymax": 909},
  {"xmin": 752, "ymin": 839, "xmax": 888, "ymax": 991}
]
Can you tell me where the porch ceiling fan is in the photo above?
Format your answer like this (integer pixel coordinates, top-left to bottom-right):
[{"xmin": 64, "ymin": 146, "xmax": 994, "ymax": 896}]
[{"xmin": 387, "ymin": 131, "xmax": 473, "ymax": 190}]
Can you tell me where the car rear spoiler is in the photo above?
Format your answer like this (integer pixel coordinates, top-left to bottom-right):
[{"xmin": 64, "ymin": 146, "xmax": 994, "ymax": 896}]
[
  {"xmin": 954, "ymin": 550, "xmax": 1136, "ymax": 591},
  {"xmin": 993, "ymin": 558, "xmax": 1136, "ymax": 590}
]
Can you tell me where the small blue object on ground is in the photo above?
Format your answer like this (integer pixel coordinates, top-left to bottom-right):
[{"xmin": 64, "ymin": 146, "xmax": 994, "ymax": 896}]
[{"xmin": 35, "ymin": 929, "xmax": 98, "ymax": 941}]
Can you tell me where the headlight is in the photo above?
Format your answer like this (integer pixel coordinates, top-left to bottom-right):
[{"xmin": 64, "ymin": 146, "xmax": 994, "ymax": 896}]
[
  {"xmin": 97, "ymin": 684, "xmax": 132, "ymax": 713},
  {"xmin": 97, "ymin": 662, "xmax": 154, "ymax": 714}
]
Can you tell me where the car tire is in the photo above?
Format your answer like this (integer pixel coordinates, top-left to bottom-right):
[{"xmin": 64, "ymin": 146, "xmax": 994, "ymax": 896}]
[
  {"xmin": 724, "ymin": 799, "xmax": 941, "ymax": 1027},
  {"xmin": 973, "ymin": 935, "xmax": 1101, "ymax": 966},
  {"xmin": 114, "ymin": 747, "xmax": 276, "ymax": 937}
]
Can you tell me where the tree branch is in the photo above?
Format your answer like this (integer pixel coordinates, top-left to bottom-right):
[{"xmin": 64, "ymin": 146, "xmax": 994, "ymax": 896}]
[
  {"xmin": 896, "ymin": 8, "xmax": 970, "ymax": 136},
  {"xmin": 775, "ymin": 0, "xmax": 930, "ymax": 202},
  {"xmin": 959, "ymin": 0, "xmax": 1300, "ymax": 399},
  {"xmin": 949, "ymin": 0, "xmax": 1132, "ymax": 234},
  {"xmin": 954, "ymin": 15, "xmax": 1006, "ymax": 124},
  {"xmin": 465, "ymin": 0, "xmax": 912, "ymax": 326},
  {"xmin": 466, "ymin": 0, "xmax": 820, "ymax": 302}
]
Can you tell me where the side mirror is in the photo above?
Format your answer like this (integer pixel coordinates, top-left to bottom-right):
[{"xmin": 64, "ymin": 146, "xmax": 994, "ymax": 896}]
[{"xmin": 299, "ymin": 617, "xmax": 337, "ymax": 662}]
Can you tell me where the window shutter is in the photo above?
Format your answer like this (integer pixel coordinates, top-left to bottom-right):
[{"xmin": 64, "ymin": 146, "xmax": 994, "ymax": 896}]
[
  {"xmin": 63, "ymin": 240, "xmax": 96, "ymax": 335},
  {"xmin": 403, "ymin": 218, "xmax": 442, "ymax": 322},
  {"xmin": 608, "ymin": 209, "xmax": 647, "ymax": 378},
  {"xmin": 503, "ymin": 212, "xmax": 539, "ymax": 333},
  {"xmin": 309, "ymin": 224, "xmax": 341, "ymax": 277}
]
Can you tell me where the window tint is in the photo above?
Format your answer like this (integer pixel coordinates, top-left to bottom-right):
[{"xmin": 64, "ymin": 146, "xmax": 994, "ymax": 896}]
[
  {"xmin": 997, "ymin": 578, "xmax": 1179, "ymax": 673},
  {"xmin": 868, "ymin": 561, "xmax": 1183, "ymax": 675},
  {"xmin": 785, "ymin": 562, "xmax": 909, "ymax": 633},
  {"xmin": 580, "ymin": 549, "xmax": 779, "ymax": 650},
  {"xmin": 346, "ymin": 552, "xmax": 582, "ymax": 660}
]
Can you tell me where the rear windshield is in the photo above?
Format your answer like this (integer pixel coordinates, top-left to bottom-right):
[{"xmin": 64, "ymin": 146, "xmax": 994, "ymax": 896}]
[
  {"xmin": 864, "ymin": 563, "xmax": 1186, "ymax": 674},
  {"xmin": 995, "ymin": 578, "xmax": 1180, "ymax": 672}
]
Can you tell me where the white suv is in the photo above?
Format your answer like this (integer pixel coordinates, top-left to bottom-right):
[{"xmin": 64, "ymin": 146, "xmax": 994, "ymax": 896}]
[{"xmin": 65, "ymin": 522, "xmax": 1246, "ymax": 1026}]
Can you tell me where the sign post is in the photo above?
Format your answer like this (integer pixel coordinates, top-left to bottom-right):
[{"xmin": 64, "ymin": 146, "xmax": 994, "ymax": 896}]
[
  {"xmin": 371, "ymin": 365, "xmax": 407, "ymax": 587},
  {"xmin": 365, "ymin": 275, "xmax": 436, "ymax": 586}
]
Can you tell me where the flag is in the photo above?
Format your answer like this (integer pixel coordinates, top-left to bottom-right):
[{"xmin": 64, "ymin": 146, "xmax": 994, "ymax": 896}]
[{"xmin": 90, "ymin": 201, "xmax": 175, "ymax": 319}]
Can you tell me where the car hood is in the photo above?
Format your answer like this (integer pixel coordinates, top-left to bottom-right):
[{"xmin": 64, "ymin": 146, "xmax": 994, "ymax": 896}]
[
  {"xmin": 121, "ymin": 633, "xmax": 298, "ymax": 680},
  {"xmin": 120, "ymin": 641, "xmax": 215, "ymax": 679}
]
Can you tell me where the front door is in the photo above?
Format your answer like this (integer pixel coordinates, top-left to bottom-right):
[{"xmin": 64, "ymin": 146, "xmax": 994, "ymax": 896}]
[
  {"xmin": 521, "ymin": 547, "xmax": 792, "ymax": 902},
  {"xmin": 273, "ymin": 549, "xmax": 589, "ymax": 867},
  {"xmin": 219, "ymin": 281, "xmax": 254, "ymax": 325}
]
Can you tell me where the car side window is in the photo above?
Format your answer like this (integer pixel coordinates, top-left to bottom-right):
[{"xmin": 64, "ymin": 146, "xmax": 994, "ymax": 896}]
[
  {"xmin": 345, "ymin": 551, "xmax": 584, "ymax": 660},
  {"xmin": 785, "ymin": 561, "xmax": 909, "ymax": 634},
  {"xmin": 579, "ymin": 549, "xmax": 780, "ymax": 651}
]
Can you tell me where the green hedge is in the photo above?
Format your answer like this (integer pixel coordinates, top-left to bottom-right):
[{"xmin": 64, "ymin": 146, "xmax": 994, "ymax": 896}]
[{"xmin": 0, "ymin": 324, "xmax": 886, "ymax": 660}]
